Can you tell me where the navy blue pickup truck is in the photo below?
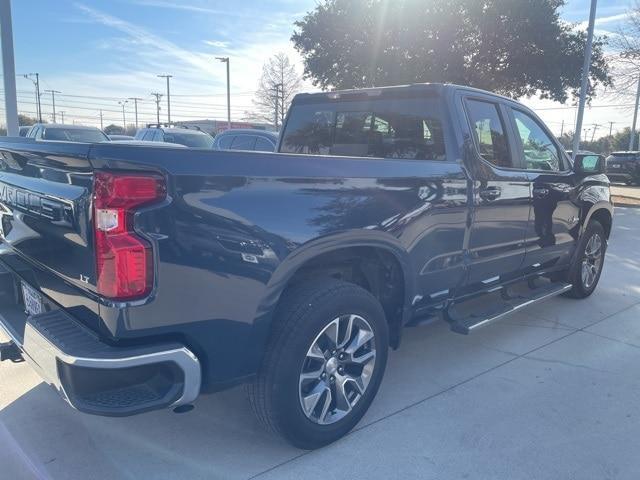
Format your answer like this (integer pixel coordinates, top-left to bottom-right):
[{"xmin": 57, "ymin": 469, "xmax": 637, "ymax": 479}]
[{"xmin": 0, "ymin": 84, "xmax": 612, "ymax": 448}]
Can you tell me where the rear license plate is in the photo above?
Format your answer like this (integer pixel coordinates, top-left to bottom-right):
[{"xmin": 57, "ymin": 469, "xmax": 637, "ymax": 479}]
[{"xmin": 21, "ymin": 282, "xmax": 43, "ymax": 316}]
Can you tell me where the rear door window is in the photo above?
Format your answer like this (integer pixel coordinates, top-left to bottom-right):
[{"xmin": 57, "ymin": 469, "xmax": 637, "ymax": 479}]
[
  {"xmin": 217, "ymin": 135, "xmax": 234, "ymax": 149},
  {"xmin": 255, "ymin": 137, "xmax": 276, "ymax": 152},
  {"xmin": 230, "ymin": 135, "xmax": 257, "ymax": 151},
  {"xmin": 280, "ymin": 97, "xmax": 447, "ymax": 160}
]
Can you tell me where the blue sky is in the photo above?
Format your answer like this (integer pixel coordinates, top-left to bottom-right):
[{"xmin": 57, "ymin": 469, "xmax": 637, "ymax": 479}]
[{"xmin": 1, "ymin": 0, "xmax": 638, "ymax": 132}]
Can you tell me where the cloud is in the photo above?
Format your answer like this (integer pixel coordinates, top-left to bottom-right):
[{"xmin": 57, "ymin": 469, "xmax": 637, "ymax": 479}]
[
  {"xmin": 204, "ymin": 40, "xmax": 230, "ymax": 49},
  {"xmin": 577, "ymin": 13, "xmax": 629, "ymax": 29}
]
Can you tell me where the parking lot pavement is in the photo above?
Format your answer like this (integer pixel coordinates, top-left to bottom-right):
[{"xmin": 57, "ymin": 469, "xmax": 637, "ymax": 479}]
[{"xmin": 1, "ymin": 207, "xmax": 640, "ymax": 480}]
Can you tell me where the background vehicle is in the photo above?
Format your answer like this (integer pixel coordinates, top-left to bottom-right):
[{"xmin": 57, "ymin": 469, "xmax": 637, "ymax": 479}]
[
  {"xmin": 109, "ymin": 140, "xmax": 188, "ymax": 148},
  {"xmin": 108, "ymin": 134, "xmax": 135, "ymax": 141},
  {"xmin": 134, "ymin": 124, "xmax": 214, "ymax": 148},
  {"xmin": 26, "ymin": 123, "xmax": 110, "ymax": 142},
  {"xmin": 213, "ymin": 129, "xmax": 279, "ymax": 152},
  {"xmin": 0, "ymin": 84, "xmax": 612, "ymax": 449},
  {"xmin": 605, "ymin": 151, "xmax": 640, "ymax": 185},
  {"xmin": 18, "ymin": 126, "xmax": 32, "ymax": 137}
]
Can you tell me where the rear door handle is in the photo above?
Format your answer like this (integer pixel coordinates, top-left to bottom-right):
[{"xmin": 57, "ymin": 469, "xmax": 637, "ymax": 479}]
[
  {"xmin": 479, "ymin": 187, "xmax": 501, "ymax": 201},
  {"xmin": 533, "ymin": 187, "xmax": 550, "ymax": 198}
]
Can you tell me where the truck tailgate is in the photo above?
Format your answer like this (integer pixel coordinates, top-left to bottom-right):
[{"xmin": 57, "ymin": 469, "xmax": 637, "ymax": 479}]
[{"xmin": 0, "ymin": 140, "xmax": 97, "ymax": 293}]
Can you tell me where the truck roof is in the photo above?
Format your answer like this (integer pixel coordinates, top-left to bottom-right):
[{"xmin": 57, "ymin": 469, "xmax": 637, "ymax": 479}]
[{"xmin": 291, "ymin": 83, "xmax": 514, "ymax": 104}]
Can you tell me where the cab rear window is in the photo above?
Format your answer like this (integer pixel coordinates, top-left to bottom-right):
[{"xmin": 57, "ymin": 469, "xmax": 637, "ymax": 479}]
[{"xmin": 280, "ymin": 98, "xmax": 447, "ymax": 161}]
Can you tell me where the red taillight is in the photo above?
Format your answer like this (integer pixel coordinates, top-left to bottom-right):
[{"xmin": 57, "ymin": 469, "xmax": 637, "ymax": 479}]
[{"xmin": 93, "ymin": 172, "xmax": 166, "ymax": 300}]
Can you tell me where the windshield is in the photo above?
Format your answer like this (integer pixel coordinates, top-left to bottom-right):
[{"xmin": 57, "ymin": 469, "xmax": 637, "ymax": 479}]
[
  {"xmin": 43, "ymin": 127, "xmax": 109, "ymax": 143},
  {"xmin": 163, "ymin": 132, "xmax": 214, "ymax": 149}
]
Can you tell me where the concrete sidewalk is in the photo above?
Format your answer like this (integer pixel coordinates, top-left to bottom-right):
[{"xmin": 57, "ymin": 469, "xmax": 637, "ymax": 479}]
[
  {"xmin": 611, "ymin": 185, "xmax": 640, "ymax": 206},
  {"xmin": 1, "ymin": 207, "xmax": 640, "ymax": 480}
]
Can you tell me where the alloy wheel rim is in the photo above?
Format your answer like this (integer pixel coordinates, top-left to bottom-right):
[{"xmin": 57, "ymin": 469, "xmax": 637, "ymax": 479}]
[
  {"xmin": 298, "ymin": 314, "xmax": 376, "ymax": 425},
  {"xmin": 581, "ymin": 233, "xmax": 603, "ymax": 289}
]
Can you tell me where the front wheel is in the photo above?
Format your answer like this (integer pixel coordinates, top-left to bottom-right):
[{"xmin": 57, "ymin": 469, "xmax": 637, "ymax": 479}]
[
  {"xmin": 565, "ymin": 220, "xmax": 607, "ymax": 298},
  {"xmin": 248, "ymin": 279, "xmax": 389, "ymax": 449}
]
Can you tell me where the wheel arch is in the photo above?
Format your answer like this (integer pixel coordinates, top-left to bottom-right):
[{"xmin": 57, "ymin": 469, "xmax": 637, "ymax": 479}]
[
  {"xmin": 248, "ymin": 231, "xmax": 415, "ymax": 373},
  {"xmin": 583, "ymin": 202, "xmax": 613, "ymax": 239}
]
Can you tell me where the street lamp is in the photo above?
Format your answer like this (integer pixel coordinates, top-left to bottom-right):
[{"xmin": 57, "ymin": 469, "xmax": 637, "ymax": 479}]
[
  {"xmin": 216, "ymin": 57, "xmax": 231, "ymax": 130},
  {"xmin": 118, "ymin": 100, "xmax": 128, "ymax": 130},
  {"xmin": 157, "ymin": 75, "xmax": 172, "ymax": 124}
]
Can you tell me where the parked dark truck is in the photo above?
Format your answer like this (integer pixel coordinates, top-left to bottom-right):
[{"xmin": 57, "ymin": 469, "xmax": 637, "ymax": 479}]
[{"xmin": 0, "ymin": 84, "xmax": 612, "ymax": 449}]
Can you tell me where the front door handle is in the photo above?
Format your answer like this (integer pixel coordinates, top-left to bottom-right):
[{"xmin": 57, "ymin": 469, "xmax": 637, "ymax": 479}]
[
  {"xmin": 533, "ymin": 187, "xmax": 550, "ymax": 198},
  {"xmin": 479, "ymin": 187, "xmax": 501, "ymax": 201}
]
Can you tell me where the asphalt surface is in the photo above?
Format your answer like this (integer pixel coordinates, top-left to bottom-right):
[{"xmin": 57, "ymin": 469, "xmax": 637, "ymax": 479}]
[{"xmin": 1, "ymin": 207, "xmax": 640, "ymax": 480}]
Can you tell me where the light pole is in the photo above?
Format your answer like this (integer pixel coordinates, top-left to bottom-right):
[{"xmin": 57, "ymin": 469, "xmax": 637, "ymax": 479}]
[
  {"xmin": 128, "ymin": 97, "xmax": 142, "ymax": 128},
  {"xmin": 99, "ymin": 109, "xmax": 104, "ymax": 130},
  {"xmin": 151, "ymin": 93, "xmax": 163, "ymax": 125},
  {"xmin": 157, "ymin": 75, "xmax": 172, "ymax": 124},
  {"xmin": 45, "ymin": 90, "xmax": 61, "ymax": 123},
  {"xmin": 23, "ymin": 73, "xmax": 42, "ymax": 122},
  {"xmin": 118, "ymin": 100, "xmax": 128, "ymax": 130},
  {"xmin": 0, "ymin": 0, "xmax": 19, "ymax": 136},
  {"xmin": 571, "ymin": 0, "xmax": 598, "ymax": 159},
  {"xmin": 216, "ymin": 57, "xmax": 231, "ymax": 130}
]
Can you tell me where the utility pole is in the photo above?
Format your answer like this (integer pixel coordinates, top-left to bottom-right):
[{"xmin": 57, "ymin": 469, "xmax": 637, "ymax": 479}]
[
  {"xmin": 1, "ymin": 0, "xmax": 19, "ymax": 136},
  {"xmin": 23, "ymin": 73, "xmax": 42, "ymax": 122},
  {"xmin": 571, "ymin": 0, "xmax": 598, "ymax": 160},
  {"xmin": 118, "ymin": 100, "xmax": 128, "ymax": 130},
  {"xmin": 128, "ymin": 97, "xmax": 142, "ymax": 128},
  {"xmin": 44, "ymin": 90, "xmax": 61, "ymax": 123},
  {"xmin": 151, "ymin": 93, "xmax": 163, "ymax": 125},
  {"xmin": 560, "ymin": 119, "xmax": 565, "ymax": 137},
  {"xmin": 59, "ymin": 111, "xmax": 65, "ymax": 124},
  {"xmin": 99, "ymin": 109, "xmax": 104, "ymax": 130},
  {"xmin": 157, "ymin": 75, "xmax": 172, "ymax": 124},
  {"xmin": 609, "ymin": 121, "xmax": 614, "ymax": 137},
  {"xmin": 630, "ymin": 75, "xmax": 640, "ymax": 151},
  {"xmin": 216, "ymin": 57, "xmax": 231, "ymax": 130},
  {"xmin": 591, "ymin": 123, "xmax": 600, "ymax": 142}
]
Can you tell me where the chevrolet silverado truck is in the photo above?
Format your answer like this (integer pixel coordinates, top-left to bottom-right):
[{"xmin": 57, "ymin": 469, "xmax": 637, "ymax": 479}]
[{"xmin": 0, "ymin": 84, "xmax": 612, "ymax": 449}]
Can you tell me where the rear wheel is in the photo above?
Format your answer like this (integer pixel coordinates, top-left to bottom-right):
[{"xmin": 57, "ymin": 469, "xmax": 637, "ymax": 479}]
[
  {"xmin": 248, "ymin": 279, "xmax": 388, "ymax": 449},
  {"xmin": 565, "ymin": 220, "xmax": 606, "ymax": 298}
]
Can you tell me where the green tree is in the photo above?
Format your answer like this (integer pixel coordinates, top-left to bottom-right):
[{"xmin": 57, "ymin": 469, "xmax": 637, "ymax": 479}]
[{"xmin": 292, "ymin": 0, "xmax": 611, "ymax": 102}]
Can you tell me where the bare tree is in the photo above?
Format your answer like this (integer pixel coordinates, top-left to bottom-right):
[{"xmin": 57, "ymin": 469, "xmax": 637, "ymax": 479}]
[
  {"xmin": 606, "ymin": 3, "xmax": 640, "ymax": 103},
  {"xmin": 251, "ymin": 53, "xmax": 302, "ymax": 128}
]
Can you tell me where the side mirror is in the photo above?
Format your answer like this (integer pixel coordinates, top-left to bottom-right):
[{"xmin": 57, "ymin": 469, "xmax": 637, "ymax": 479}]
[{"xmin": 573, "ymin": 154, "xmax": 606, "ymax": 175}]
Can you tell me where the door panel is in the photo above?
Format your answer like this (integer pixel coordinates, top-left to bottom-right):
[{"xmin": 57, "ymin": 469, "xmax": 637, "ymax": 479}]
[
  {"xmin": 462, "ymin": 97, "xmax": 530, "ymax": 285},
  {"xmin": 507, "ymin": 107, "xmax": 580, "ymax": 269}
]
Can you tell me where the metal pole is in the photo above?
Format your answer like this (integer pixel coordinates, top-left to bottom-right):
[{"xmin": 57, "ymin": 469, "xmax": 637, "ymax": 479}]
[
  {"xmin": 157, "ymin": 75, "xmax": 172, "ymax": 124},
  {"xmin": 216, "ymin": 57, "xmax": 231, "ymax": 129},
  {"xmin": 560, "ymin": 119, "xmax": 564, "ymax": 137},
  {"xmin": 99, "ymin": 109, "xmax": 103, "ymax": 130},
  {"xmin": 0, "ymin": 0, "xmax": 19, "ymax": 136},
  {"xmin": 151, "ymin": 93, "xmax": 162, "ymax": 124},
  {"xmin": 35, "ymin": 73, "xmax": 41, "ymax": 122},
  {"xmin": 571, "ymin": 0, "xmax": 598, "ymax": 160},
  {"xmin": 128, "ymin": 97, "xmax": 142, "ymax": 128},
  {"xmin": 609, "ymin": 121, "xmax": 614, "ymax": 137},
  {"xmin": 118, "ymin": 100, "xmax": 128, "ymax": 129},
  {"xmin": 629, "ymin": 76, "xmax": 640, "ymax": 151},
  {"xmin": 59, "ymin": 111, "xmax": 65, "ymax": 124},
  {"xmin": 45, "ymin": 90, "xmax": 60, "ymax": 123}
]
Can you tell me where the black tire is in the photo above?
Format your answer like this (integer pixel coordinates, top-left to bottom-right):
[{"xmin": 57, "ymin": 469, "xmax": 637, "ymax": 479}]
[
  {"xmin": 248, "ymin": 278, "xmax": 389, "ymax": 449},
  {"xmin": 564, "ymin": 220, "xmax": 607, "ymax": 298}
]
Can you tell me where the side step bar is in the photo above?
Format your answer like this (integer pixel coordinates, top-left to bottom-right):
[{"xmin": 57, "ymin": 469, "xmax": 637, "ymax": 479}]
[{"xmin": 445, "ymin": 281, "xmax": 572, "ymax": 335}]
